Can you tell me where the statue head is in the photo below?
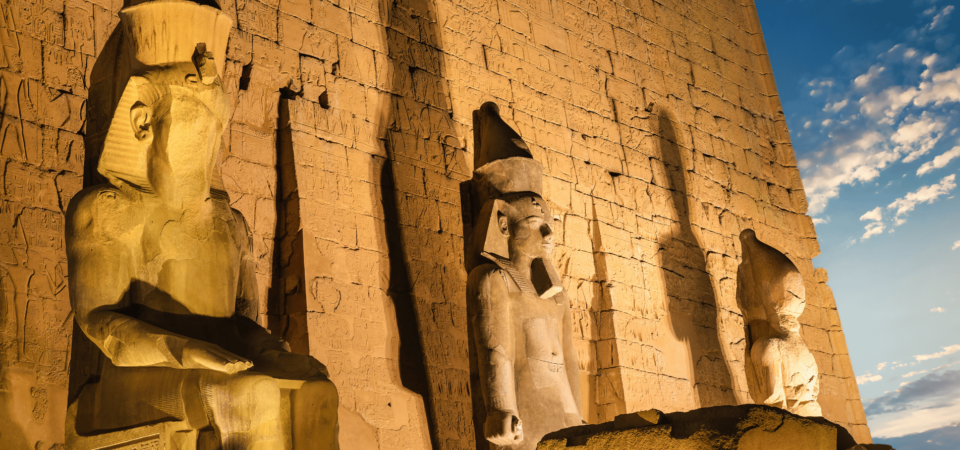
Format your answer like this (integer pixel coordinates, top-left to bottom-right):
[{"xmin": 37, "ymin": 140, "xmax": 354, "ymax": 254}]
[
  {"xmin": 470, "ymin": 102, "xmax": 562, "ymax": 299},
  {"xmin": 97, "ymin": 0, "xmax": 232, "ymax": 207}
]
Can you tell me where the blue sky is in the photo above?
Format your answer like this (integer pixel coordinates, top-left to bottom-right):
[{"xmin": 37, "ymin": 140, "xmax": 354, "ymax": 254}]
[{"xmin": 757, "ymin": 0, "xmax": 960, "ymax": 446}]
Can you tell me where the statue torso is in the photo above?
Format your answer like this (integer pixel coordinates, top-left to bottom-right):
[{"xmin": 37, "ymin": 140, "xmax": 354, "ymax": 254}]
[
  {"xmin": 90, "ymin": 186, "xmax": 244, "ymax": 318},
  {"xmin": 503, "ymin": 272, "xmax": 580, "ymax": 449}
]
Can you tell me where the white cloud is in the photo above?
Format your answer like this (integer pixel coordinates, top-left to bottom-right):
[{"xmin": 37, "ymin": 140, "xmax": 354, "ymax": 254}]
[
  {"xmin": 917, "ymin": 344, "xmax": 960, "ymax": 362},
  {"xmin": 918, "ymin": 146, "xmax": 960, "ymax": 175},
  {"xmin": 802, "ymin": 131, "xmax": 893, "ymax": 215},
  {"xmin": 922, "ymin": 54, "xmax": 939, "ymax": 78},
  {"xmin": 862, "ymin": 222, "xmax": 885, "ymax": 240},
  {"xmin": 860, "ymin": 206, "xmax": 883, "ymax": 221},
  {"xmin": 931, "ymin": 307, "xmax": 946, "ymax": 313},
  {"xmin": 858, "ymin": 373, "xmax": 883, "ymax": 384},
  {"xmin": 821, "ymin": 119, "xmax": 833, "ymax": 127},
  {"xmin": 878, "ymin": 362, "xmax": 888, "ymax": 371},
  {"xmin": 804, "ymin": 120, "xmax": 812, "ymax": 129},
  {"xmin": 924, "ymin": 5, "xmax": 955, "ymax": 31},
  {"xmin": 887, "ymin": 174, "xmax": 957, "ymax": 225},
  {"xmin": 860, "ymin": 85, "xmax": 921, "ymax": 119},
  {"xmin": 904, "ymin": 370, "xmax": 929, "ymax": 378},
  {"xmin": 825, "ymin": 99, "xmax": 849, "ymax": 112},
  {"xmin": 914, "ymin": 66, "xmax": 960, "ymax": 107},
  {"xmin": 953, "ymin": 240, "xmax": 960, "ymax": 250},
  {"xmin": 812, "ymin": 217, "xmax": 830, "ymax": 225},
  {"xmin": 894, "ymin": 113, "xmax": 947, "ymax": 162},
  {"xmin": 855, "ymin": 64, "xmax": 886, "ymax": 88}
]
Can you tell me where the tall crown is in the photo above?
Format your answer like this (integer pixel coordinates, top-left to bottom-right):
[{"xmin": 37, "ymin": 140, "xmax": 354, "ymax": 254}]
[
  {"xmin": 471, "ymin": 102, "xmax": 543, "ymax": 202},
  {"xmin": 119, "ymin": 0, "xmax": 232, "ymax": 78}
]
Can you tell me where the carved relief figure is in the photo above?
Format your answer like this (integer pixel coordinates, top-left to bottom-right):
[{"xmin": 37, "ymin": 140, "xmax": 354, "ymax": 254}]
[
  {"xmin": 64, "ymin": 1, "xmax": 338, "ymax": 448},
  {"xmin": 465, "ymin": 102, "xmax": 582, "ymax": 449},
  {"xmin": 736, "ymin": 229, "xmax": 822, "ymax": 417}
]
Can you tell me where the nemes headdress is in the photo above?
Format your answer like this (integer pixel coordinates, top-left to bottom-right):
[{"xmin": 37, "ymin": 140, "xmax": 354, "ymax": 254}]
[{"xmin": 98, "ymin": 0, "xmax": 232, "ymax": 192}]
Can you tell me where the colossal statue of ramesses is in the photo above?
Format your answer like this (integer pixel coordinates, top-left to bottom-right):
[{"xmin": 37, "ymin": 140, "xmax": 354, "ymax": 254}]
[
  {"xmin": 736, "ymin": 229, "xmax": 822, "ymax": 417},
  {"xmin": 65, "ymin": 1, "xmax": 338, "ymax": 448},
  {"xmin": 464, "ymin": 102, "xmax": 582, "ymax": 449}
]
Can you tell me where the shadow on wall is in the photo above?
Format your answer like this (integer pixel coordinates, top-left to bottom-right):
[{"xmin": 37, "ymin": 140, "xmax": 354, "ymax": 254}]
[
  {"xmin": 372, "ymin": 0, "xmax": 446, "ymax": 448},
  {"xmin": 656, "ymin": 110, "xmax": 736, "ymax": 408}
]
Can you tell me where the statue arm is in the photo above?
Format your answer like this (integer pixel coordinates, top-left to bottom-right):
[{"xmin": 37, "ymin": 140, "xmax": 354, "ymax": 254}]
[
  {"xmin": 66, "ymin": 189, "xmax": 250, "ymax": 373},
  {"xmin": 471, "ymin": 265, "xmax": 523, "ymax": 445},
  {"xmin": 560, "ymin": 291, "xmax": 583, "ymax": 416},
  {"xmin": 472, "ymin": 265, "xmax": 518, "ymax": 414}
]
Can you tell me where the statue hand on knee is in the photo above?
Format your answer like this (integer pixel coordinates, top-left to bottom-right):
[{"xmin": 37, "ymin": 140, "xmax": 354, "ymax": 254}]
[{"xmin": 183, "ymin": 339, "xmax": 253, "ymax": 374}]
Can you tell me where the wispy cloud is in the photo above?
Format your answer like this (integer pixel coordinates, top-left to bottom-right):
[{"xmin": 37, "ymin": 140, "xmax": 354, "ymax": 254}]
[
  {"xmin": 888, "ymin": 174, "xmax": 957, "ymax": 226},
  {"xmin": 797, "ymin": 12, "xmax": 960, "ymax": 218},
  {"xmin": 858, "ymin": 373, "xmax": 883, "ymax": 384},
  {"xmin": 952, "ymin": 240, "xmax": 960, "ymax": 250},
  {"xmin": 904, "ymin": 370, "xmax": 929, "ymax": 378},
  {"xmin": 917, "ymin": 344, "xmax": 960, "ymax": 362},
  {"xmin": 878, "ymin": 362, "xmax": 888, "ymax": 371},
  {"xmin": 918, "ymin": 146, "xmax": 960, "ymax": 175},
  {"xmin": 932, "ymin": 307, "xmax": 946, "ymax": 313}
]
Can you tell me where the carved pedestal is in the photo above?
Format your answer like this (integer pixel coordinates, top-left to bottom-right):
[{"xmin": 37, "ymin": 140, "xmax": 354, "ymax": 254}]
[{"xmin": 66, "ymin": 380, "xmax": 306, "ymax": 450}]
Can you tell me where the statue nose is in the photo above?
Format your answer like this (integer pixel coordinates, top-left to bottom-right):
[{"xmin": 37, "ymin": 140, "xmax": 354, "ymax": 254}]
[{"xmin": 540, "ymin": 223, "xmax": 554, "ymax": 241}]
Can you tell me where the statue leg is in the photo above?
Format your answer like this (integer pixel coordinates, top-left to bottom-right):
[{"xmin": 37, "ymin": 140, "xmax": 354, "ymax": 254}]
[
  {"xmin": 198, "ymin": 371, "xmax": 284, "ymax": 450},
  {"xmin": 291, "ymin": 376, "xmax": 340, "ymax": 450}
]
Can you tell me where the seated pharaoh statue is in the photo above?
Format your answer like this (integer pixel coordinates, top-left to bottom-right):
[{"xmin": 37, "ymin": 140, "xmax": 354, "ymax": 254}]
[
  {"xmin": 464, "ymin": 103, "xmax": 583, "ymax": 450},
  {"xmin": 64, "ymin": 1, "xmax": 338, "ymax": 448},
  {"xmin": 736, "ymin": 229, "xmax": 822, "ymax": 417}
]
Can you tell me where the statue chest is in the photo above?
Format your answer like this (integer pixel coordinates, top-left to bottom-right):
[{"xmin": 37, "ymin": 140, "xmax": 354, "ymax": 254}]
[
  {"xmin": 511, "ymin": 292, "xmax": 566, "ymax": 366},
  {"xmin": 137, "ymin": 211, "xmax": 241, "ymax": 317}
]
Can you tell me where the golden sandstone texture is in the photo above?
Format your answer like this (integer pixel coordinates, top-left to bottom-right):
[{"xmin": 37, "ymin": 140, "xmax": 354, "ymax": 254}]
[
  {"xmin": 0, "ymin": 0, "xmax": 870, "ymax": 448},
  {"xmin": 538, "ymin": 405, "xmax": 893, "ymax": 450}
]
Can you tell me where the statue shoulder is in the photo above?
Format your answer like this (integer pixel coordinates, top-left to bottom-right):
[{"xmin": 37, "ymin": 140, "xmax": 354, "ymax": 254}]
[
  {"xmin": 468, "ymin": 263, "xmax": 510, "ymax": 300},
  {"xmin": 468, "ymin": 263, "xmax": 505, "ymax": 286},
  {"xmin": 66, "ymin": 184, "xmax": 138, "ymax": 246}
]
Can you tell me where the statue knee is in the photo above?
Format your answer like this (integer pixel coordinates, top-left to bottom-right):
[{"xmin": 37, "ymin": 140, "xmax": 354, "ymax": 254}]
[
  {"xmin": 202, "ymin": 372, "xmax": 282, "ymax": 428},
  {"xmin": 294, "ymin": 377, "xmax": 338, "ymax": 414}
]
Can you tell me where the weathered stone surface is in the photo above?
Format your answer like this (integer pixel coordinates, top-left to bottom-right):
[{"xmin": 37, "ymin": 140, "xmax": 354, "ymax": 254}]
[
  {"xmin": 63, "ymin": 2, "xmax": 339, "ymax": 448},
  {"xmin": 464, "ymin": 102, "xmax": 582, "ymax": 449},
  {"xmin": 0, "ymin": 0, "xmax": 873, "ymax": 447},
  {"xmin": 539, "ymin": 405, "xmax": 864, "ymax": 450},
  {"xmin": 737, "ymin": 229, "xmax": 822, "ymax": 417}
]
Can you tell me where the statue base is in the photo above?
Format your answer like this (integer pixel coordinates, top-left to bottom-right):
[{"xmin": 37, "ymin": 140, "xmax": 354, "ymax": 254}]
[
  {"xmin": 65, "ymin": 379, "xmax": 306, "ymax": 450},
  {"xmin": 538, "ymin": 405, "xmax": 893, "ymax": 450}
]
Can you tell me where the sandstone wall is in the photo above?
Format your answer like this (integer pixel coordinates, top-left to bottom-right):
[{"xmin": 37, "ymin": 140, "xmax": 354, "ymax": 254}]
[{"xmin": 0, "ymin": 0, "xmax": 870, "ymax": 448}]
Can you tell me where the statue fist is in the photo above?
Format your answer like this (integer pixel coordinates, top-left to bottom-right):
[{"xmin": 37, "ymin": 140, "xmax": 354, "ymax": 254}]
[{"xmin": 484, "ymin": 410, "xmax": 523, "ymax": 446}]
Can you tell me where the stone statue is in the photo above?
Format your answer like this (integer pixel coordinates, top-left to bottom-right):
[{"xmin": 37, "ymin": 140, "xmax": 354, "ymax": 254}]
[
  {"xmin": 464, "ymin": 102, "xmax": 582, "ymax": 449},
  {"xmin": 736, "ymin": 229, "xmax": 822, "ymax": 417},
  {"xmin": 64, "ymin": 1, "xmax": 338, "ymax": 448}
]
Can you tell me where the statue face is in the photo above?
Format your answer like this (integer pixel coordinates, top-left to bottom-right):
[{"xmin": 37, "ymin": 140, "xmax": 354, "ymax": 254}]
[
  {"xmin": 500, "ymin": 195, "xmax": 554, "ymax": 262},
  {"xmin": 151, "ymin": 91, "xmax": 223, "ymax": 177},
  {"xmin": 131, "ymin": 81, "xmax": 227, "ymax": 204}
]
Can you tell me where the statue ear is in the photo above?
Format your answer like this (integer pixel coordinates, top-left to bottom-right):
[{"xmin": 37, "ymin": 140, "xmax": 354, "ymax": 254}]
[
  {"xmin": 476, "ymin": 199, "xmax": 510, "ymax": 260},
  {"xmin": 130, "ymin": 101, "xmax": 153, "ymax": 142}
]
